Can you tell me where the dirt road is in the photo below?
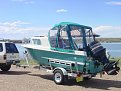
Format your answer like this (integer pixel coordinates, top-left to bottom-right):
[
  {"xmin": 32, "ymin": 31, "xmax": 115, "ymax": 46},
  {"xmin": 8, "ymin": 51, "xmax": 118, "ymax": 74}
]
[{"xmin": 0, "ymin": 65, "xmax": 121, "ymax": 91}]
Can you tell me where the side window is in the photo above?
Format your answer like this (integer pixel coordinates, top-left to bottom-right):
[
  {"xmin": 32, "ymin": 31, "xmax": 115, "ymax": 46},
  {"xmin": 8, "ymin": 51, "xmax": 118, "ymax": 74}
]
[
  {"xmin": 0, "ymin": 43, "xmax": 3, "ymax": 52},
  {"xmin": 5, "ymin": 43, "xmax": 18, "ymax": 53},
  {"xmin": 58, "ymin": 29, "xmax": 71, "ymax": 49},
  {"xmin": 70, "ymin": 26, "xmax": 83, "ymax": 50},
  {"xmin": 85, "ymin": 29, "xmax": 94, "ymax": 45},
  {"xmin": 32, "ymin": 39, "xmax": 41, "ymax": 45},
  {"xmin": 49, "ymin": 28, "xmax": 58, "ymax": 48}
]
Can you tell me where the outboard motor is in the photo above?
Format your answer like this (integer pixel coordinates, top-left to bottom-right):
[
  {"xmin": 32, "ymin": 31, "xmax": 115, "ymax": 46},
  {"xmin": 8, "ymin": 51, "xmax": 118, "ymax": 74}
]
[{"xmin": 89, "ymin": 41, "xmax": 120, "ymax": 75}]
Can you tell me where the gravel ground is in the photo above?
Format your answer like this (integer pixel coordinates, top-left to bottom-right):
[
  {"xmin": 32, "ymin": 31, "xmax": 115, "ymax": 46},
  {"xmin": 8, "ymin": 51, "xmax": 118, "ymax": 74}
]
[{"xmin": 0, "ymin": 65, "xmax": 121, "ymax": 91}]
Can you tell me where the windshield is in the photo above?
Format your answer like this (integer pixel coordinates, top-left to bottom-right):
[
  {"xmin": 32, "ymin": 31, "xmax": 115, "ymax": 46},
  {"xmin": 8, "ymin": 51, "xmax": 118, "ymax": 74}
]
[{"xmin": 70, "ymin": 26, "xmax": 95, "ymax": 50}]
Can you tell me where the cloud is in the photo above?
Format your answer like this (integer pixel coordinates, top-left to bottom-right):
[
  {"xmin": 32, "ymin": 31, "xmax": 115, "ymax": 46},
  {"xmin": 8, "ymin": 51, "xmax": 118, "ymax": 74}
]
[
  {"xmin": 105, "ymin": 1, "xmax": 121, "ymax": 5},
  {"xmin": 12, "ymin": 0, "xmax": 26, "ymax": 1},
  {"xmin": 24, "ymin": 1, "xmax": 34, "ymax": 4},
  {"xmin": 0, "ymin": 21, "xmax": 30, "ymax": 27},
  {"xmin": 11, "ymin": 0, "xmax": 34, "ymax": 4},
  {"xmin": 93, "ymin": 25, "xmax": 121, "ymax": 37},
  {"xmin": 56, "ymin": 9, "xmax": 68, "ymax": 13},
  {"xmin": 0, "ymin": 21, "xmax": 49, "ymax": 36}
]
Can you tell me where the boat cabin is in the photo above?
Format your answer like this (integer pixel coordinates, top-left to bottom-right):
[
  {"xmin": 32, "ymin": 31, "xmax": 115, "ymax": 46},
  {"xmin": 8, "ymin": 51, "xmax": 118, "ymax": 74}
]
[
  {"xmin": 30, "ymin": 22, "xmax": 96, "ymax": 53},
  {"xmin": 49, "ymin": 22, "xmax": 95, "ymax": 52}
]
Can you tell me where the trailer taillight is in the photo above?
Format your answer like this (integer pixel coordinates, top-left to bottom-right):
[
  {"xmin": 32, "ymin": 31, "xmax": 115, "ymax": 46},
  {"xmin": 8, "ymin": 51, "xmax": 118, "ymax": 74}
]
[
  {"xmin": 3, "ymin": 55, "xmax": 6, "ymax": 60},
  {"xmin": 77, "ymin": 73, "xmax": 81, "ymax": 77}
]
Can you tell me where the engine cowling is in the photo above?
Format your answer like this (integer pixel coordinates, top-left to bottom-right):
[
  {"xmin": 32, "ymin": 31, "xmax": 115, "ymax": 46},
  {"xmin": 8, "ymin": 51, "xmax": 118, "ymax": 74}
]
[{"xmin": 89, "ymin": 41, "xmax": 120, "ymax": 75}]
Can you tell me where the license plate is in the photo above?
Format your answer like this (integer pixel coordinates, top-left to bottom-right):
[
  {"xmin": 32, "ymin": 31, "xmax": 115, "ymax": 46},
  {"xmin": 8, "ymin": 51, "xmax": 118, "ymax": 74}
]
[
  {"xmin": 10, "ymin": 56, "xmax": 16, "ymax": 58},
  {"xmin": 76, "ymin": 76, "xmax": 83, "ymax": 82}
]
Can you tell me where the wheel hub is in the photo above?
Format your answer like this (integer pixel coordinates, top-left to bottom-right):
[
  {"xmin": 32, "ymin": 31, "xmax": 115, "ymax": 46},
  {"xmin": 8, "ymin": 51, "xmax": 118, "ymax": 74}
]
[{"xmin": 55, "ymin": 73, "xmax": 62, "ymax": 83}]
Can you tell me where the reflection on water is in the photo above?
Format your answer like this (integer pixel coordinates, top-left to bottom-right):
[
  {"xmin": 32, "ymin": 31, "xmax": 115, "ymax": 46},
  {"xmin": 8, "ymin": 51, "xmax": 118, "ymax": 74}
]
[{"xmin": 16, "ymin": 43, "xmax": 121, "ymax": 59}]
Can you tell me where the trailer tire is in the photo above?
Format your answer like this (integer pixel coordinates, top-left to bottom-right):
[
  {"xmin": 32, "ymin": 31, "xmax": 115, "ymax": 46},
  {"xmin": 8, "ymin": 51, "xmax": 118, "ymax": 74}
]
[
  {"xmin": 53, "ymin": 69, "xmax": 68, "ymax": 85},
  {"xmin": 1, "ymin": 64, "xmax": 11, "ymax": 71}
]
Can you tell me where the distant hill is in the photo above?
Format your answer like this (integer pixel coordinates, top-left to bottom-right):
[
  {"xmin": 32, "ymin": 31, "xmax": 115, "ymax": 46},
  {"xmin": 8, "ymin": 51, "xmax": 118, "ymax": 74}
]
[
  {"xmin": 1, "ymin": 38, "xmax": 121, "ymax": 44},
  {"xmin": 96, "ymin": 38, "xmax": 121, "ymax": 43},
  {"xmin": 0, "ymin": 39, "xmax": 22, "ymax": 44}
]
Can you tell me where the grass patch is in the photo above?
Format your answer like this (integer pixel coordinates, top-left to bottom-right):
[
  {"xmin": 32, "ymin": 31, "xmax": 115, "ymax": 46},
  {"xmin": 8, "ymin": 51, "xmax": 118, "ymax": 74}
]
[
  {"xmin": 110, "ymin": 57, "xmax": 121, "ymax": 67},
  {"xmin": 20, "ymin": 60, "xmax": 39, "ymax": 65}
]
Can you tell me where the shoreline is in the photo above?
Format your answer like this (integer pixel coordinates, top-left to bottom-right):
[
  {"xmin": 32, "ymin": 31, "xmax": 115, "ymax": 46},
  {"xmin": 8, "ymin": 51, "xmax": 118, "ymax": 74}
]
[{"xmin": 1, "ymin": 38, "xmax": 121, "ymax": 44}]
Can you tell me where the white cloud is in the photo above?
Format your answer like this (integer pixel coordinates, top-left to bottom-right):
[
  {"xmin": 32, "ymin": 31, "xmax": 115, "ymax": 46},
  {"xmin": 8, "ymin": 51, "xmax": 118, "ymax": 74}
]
[
  {"xmin": 56, "ymin": 9, "xmax": 68, "ymax": 13},
  {"xmin": 93, "ymin": 25, "xmax": 121, "ymax": 37},
  {"xmin": 1, "ymin": 21, "xmax": 121, "ymax": 39},
  {"xmin": 12, "ymin": 0, "xmax": 26, "ymax": 1},
  {"xmin": 11, "ymin": 0, "xmax": 34, "ymax": 4},
  {"xmin": 0, "ymin": 21, "xmax": 49, "ymax": 36},
  {"xmin": 105, "ymin": 1, "xmax": 121, "ymax": 5},
  {"xmin": 0, "ymin": 21, "xmax": 30, "ymax": 27},
  {"xmin": 24, "ymin": 1, "xmax": 34, "ymax": 4}
]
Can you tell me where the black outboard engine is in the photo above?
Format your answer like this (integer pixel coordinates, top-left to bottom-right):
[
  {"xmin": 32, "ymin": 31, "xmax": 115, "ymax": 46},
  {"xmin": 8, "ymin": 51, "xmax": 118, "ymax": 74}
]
[{"xmin": 89, "ymin": 41, "xmax": 120, "ymax": 75}]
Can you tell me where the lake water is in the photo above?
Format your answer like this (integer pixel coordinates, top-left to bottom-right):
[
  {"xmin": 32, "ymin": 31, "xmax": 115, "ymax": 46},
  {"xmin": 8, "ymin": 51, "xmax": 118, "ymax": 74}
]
[
  {"xmin": 16, "ymin": 43, "xmax": 121, "ymax": 59},
  {"xmin": 16, "ymin": 44, "xmax": 26, "ymax": 60},
  {"xmin": 102, "ymin": 43, "xmax": 121, "ymax": 58}
]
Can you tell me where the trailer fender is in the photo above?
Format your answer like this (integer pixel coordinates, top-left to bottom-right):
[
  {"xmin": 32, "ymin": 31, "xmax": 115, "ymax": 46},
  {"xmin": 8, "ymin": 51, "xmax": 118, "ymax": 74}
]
[{"xmin": 53, "ymin": 67, "xmax": 68, "ymax": 75}]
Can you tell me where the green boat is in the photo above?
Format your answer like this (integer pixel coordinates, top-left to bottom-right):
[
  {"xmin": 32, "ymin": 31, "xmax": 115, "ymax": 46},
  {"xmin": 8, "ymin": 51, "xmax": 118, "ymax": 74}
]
[{"xmin": 23, "ymin": 22, "xmax": 120, "ymax": 84}]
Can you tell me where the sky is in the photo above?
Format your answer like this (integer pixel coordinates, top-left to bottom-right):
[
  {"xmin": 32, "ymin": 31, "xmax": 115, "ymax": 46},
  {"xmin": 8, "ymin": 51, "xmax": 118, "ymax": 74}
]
[{"xmin": 0, "ymin": 0, "xmax": 121, "ymax": 39}]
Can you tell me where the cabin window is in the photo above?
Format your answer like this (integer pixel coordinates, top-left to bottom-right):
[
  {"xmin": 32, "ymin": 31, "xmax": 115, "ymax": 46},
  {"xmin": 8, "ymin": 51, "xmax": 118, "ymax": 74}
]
[
  {"xmin": 85, "ymin": 29, "xmax": 94, "ymax": 45},
  {"xmin": 70, "ymin": 26, "xmax": 83, "ymax": 50},
  {"xmin": 0, "ymin": 43, "xmax": 3, "ymax": 52},
  {"xmin": 58, "ymin": 27, "xmax": 71, "ymax": 49},
  {"xmin": 32, "ymin": 39, "xmax": 41, "ymax": 45},
  {"xmin": 49, "ymin": 27, "xmax": 58, "ymax": 48}
]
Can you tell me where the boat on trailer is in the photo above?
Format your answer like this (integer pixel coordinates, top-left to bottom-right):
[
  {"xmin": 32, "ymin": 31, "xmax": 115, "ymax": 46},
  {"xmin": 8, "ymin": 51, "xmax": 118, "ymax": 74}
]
[{"xmin": 23, "ymin": 22, "xmax": 120, "ymax": 84}]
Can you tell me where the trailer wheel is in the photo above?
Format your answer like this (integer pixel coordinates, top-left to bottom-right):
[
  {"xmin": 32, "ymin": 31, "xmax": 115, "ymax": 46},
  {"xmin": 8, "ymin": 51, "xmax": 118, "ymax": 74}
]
[
  {"xmin": 1, "ymin": 64, "xmax": 11, "ymax": 71},
  {"xmin": 53, "ymin": 69, "xmax": 68, "ymax": 85}
]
